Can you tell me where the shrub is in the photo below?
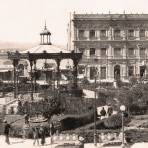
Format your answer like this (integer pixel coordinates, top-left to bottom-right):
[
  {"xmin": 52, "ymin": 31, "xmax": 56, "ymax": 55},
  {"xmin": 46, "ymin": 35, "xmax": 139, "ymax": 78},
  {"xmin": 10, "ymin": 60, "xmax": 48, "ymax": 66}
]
[{"xmin": 103, "ymin": 114, "xmax": 130, "ymax": 129}]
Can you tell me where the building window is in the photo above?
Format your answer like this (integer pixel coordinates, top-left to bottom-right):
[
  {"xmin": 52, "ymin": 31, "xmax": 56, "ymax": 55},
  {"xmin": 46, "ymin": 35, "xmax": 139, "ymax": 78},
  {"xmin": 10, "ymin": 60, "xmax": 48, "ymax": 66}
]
[
  {"xmin": 100, "ymin": 67, "xmax": 106, "ymax": 79},
  {"xmin": 89, "ymin": 30, "xmax": 96, "ymax": 39},
  {"xmin": 128, "ymin": 66, "xmax": 134, "ymax": 76},
  {"xmin": 128, "ymin": 48, "xmax": 135, "ymax": 57},
  {"xmin": 78, "ymin": 65, "xmax": 85, "ymax": 75},
  {"xmin": 90, "ymin": 67, "xmax": 97, "ymax": 79},
  {"xmin": 114, "ymin": 48, "xmax": 121, "ymax": 57},
  {"xmin": 128, "ymin": 29, "xmax": 134, "ymax": 38},
  {"xmin": 100, "ymin": 30, "xmax": 106, "ymax": 39},
  {"xmin": 139, "ymin": 29, "xmax": 145, "ymax": 38},
  {"xmin": 114, "ymin": 30, "xmax": 121, "ymax": 39},
  {"xmin": 140, "ymin": 48, "xmax": 146, "ymax": 57},
  {"xmin": 101, "ymin": 48, "xmax": 107, "ymax": 57},
  {"xmin": 90, "ymin": 48, "xmax": 96, "ymax": 56},
  {"xmin": 78, "ymin": 30, "xmax": 85, "ymax": 40}
]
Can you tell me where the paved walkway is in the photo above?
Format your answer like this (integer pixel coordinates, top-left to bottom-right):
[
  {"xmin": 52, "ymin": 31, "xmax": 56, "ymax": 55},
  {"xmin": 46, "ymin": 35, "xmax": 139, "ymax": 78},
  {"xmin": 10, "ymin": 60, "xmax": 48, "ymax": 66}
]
[{"xmin": 1, "ymin": 136, "xmax": 148, "ymax": 148}]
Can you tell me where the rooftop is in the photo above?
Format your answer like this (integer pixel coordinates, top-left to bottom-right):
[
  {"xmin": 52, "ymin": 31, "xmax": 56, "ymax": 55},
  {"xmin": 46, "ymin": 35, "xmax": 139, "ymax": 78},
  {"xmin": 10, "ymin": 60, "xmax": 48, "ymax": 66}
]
[{"xmin": 73, "ymin": 13, "xmax": 148, "ymax": 21}]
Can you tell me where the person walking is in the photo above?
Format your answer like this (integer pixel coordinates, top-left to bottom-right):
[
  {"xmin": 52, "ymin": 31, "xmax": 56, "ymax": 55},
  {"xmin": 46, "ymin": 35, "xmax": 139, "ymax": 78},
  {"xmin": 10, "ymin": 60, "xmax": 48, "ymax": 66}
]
[
  {"xmin": 39, "ymin": 124, "xmax": 46, "ymax": 145},
  {"xmin": 100, "ymin": 107, "xmax": 106, "ymax": 119},
  {"xmin": 24, "ymin": 114, "xmax": 29, "ymax": 124},
  {"xmin": 32, "ymin": 126, "xmax": 39, "ymax": 146},
  {"xmin": 4, "ymin": 120, "xmax": 11, "ymax": 145},
  {"xmin": 107, "ymin": 106, "xmax": 113, "ymax": 116}
]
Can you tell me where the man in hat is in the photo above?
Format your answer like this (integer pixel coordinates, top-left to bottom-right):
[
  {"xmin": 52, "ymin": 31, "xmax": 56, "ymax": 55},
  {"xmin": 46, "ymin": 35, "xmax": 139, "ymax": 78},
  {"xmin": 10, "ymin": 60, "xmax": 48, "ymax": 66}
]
[
  {"xmin": 4, "ymin": 120, "xmax": 11, "ymax": 144},
  {"xmin": 39, "ymin": 124, "xmax": 46, "ymax": 145}
]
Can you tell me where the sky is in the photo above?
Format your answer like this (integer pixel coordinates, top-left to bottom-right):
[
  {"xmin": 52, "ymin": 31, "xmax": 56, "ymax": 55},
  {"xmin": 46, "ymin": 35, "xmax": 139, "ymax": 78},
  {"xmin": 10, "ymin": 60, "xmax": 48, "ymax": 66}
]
[{"xmin": 0, "ymin": 0, "xmax": 148, "ymax": 45}]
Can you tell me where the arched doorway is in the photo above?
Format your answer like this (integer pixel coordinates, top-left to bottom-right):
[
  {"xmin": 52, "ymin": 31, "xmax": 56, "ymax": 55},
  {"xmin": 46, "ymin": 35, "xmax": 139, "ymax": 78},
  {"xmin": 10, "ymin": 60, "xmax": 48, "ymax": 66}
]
[{"xmin": 114, "ymin": 65, "xmax": 120, "ymax": 80}]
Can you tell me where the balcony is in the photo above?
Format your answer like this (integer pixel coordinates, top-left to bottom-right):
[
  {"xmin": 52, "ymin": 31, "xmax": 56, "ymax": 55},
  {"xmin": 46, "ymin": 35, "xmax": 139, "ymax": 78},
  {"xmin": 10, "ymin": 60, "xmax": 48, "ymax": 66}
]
[
  {"xmin": 100, "ymin": 36, "xmax": 108, "ymax": 40},
  {"xmin": 113, "ymin": 55, "xmax": 123, "ymax": 59},
  {"xmin": 114, "ymin": 36, "xmax": 123, "ymax": 40}
]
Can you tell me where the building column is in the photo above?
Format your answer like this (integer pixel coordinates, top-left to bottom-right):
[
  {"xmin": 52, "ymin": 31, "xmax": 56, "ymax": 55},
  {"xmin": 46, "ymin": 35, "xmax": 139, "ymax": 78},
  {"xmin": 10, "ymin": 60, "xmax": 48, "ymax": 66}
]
[
  {"xmin": 76, "ymin": 28, "xmax": 79, "ymax": 40},
  {"xmin": 107, "ymin": 64, "xmax": 114, "ymax": 81},
  {"xmin": 136, "ymin": 63, "xmax": 140, "ymax": 77},
  {"xmin": 96, "ymin": 30, "xmax": 100, "ymax": 40},
  {"xmin": 95, "ymin": 48, "xmax": 100, "ymax": 58},
  {"xmin": 86, "ymin": 66, "xmax": 90, "ymax": 79},
  {"xmin": 108, "ymin": 44, "xmax": 112, "ymax": 59},
  {"xmin": 136, "ymin": 28, "xmax": 140, "ymax": 40},
  {"xmin": 123, "ymin": 45, "xmax": 127, "ymax": 59},
  {"xmin": 136, "ymin": 45, "xmax": 140, "ymax": 58},
  {"xmin": 122, "ymin": 64, "xmax": 127, "ymax": 80},
  {"xmin": 86, "ymin": 48, "xmax": 90, "ymax": 58},
  {"xmin": 85, "ymin": 30, "xmax": 89, "ymax": 40},
  {"xmin": 111, "ymin": 28, "xmax": 114, "ymax": 40}
]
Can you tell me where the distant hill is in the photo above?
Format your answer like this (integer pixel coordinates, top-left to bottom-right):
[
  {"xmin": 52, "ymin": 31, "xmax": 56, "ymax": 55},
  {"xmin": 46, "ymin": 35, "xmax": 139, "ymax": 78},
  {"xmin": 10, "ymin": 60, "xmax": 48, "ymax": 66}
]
[{"xmin": 0, "ymin": 41, "xmax": 37, "ymax": 52}]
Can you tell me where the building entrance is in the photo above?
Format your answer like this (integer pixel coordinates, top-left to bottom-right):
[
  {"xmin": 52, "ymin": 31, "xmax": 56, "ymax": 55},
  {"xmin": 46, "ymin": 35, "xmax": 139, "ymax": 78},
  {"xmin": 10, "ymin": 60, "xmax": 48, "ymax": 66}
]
[
  {"xmin": 114, "ymin": 65, "xmax": 120, "ymax": 80},
  {"xmin": 140, "ymin": 66, "xmax": 146, "ymax": 78}
]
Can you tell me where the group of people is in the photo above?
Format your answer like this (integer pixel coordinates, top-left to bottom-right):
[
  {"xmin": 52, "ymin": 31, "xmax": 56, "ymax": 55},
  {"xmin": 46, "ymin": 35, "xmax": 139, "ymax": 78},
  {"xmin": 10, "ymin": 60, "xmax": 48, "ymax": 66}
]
[
  {"xmin": 100, "ymin": 106, "xmax": 113, "ymax": 119},
  {"xmin": 3, "ymin": 118, "xmax": 51, "ymax": 146},
  {"xmin": 32, "ymin": 125, "xmax": 46, "ymax": 146}
]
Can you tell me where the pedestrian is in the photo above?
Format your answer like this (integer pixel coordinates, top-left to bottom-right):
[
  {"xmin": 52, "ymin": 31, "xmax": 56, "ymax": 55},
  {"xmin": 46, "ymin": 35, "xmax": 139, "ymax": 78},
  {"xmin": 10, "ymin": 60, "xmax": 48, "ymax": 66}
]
[
  {"xmin": 24, "ymin": 114, "xmax": 29, "ymax": 124},
  {"xmin": 78, "ymin": 135, "xmax": 85, "ymax": 147},
  {"xmin": 107, "ymin": 106, "xmax": 113, "ymax": 116},
  {"xmin": 100, "ymin": 107, "xmax": 106, "ymax": 117},
  {"xmin": 4, "ymin": 120, "xmax": 11, "ymax": 145},
  {"xmin": 39, "ymin": 124, "xmax": 46, "ymax": 145},
  {"xmin": 32, "ymin": 126, "xmax": 39, "ymax": 146}
]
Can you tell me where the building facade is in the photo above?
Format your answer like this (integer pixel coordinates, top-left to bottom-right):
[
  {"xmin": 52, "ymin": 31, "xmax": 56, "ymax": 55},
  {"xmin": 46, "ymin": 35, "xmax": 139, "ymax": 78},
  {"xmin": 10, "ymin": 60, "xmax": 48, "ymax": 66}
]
[{"xmin": 69, "ymin": 13, "xmax": 148, "ymax": 82}]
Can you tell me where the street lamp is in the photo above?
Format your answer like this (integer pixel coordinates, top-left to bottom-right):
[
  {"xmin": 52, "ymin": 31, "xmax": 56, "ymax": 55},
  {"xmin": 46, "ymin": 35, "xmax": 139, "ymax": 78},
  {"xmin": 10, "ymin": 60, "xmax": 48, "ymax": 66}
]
[
  {"xmin": 94, "ymin": 68, "xmax": 98, "ymax": 146},
  {"xmin": 120, "ymin": 105, "xmax": 126, "ymax": 148}
]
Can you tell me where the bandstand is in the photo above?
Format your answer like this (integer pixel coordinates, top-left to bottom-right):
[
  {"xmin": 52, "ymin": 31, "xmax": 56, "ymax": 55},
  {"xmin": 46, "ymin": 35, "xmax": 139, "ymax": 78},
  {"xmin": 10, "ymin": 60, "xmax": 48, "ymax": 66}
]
[{"xmin": 7, "ymin": 50, "xmax": 83, "ymax": 100}]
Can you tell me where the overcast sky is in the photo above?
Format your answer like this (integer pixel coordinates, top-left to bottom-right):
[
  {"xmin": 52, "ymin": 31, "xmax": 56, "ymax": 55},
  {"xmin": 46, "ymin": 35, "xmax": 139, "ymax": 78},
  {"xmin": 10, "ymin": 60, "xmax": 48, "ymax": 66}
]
[{"xmin": 0, "ymin": 0, "xmax": 148, "ymax": 45}]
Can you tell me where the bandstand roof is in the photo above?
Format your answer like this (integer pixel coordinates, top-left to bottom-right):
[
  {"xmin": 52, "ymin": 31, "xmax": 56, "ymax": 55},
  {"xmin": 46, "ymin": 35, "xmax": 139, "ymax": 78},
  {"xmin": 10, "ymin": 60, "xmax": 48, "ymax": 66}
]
[
  {"xmin": 23, "ymin": 44, "xmax": 69, "ymax": 54},
  {"xmin": 23, "ymin": 44, "xmax": 72, "ymax": 70}
]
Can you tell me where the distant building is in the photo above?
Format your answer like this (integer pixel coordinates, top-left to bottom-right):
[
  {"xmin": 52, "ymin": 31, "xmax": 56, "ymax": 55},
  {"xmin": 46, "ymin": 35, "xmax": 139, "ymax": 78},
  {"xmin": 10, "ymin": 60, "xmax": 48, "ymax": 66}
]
[{"xmin": 69, "ymin": 13, "xmax": 148, "ymax": 82}]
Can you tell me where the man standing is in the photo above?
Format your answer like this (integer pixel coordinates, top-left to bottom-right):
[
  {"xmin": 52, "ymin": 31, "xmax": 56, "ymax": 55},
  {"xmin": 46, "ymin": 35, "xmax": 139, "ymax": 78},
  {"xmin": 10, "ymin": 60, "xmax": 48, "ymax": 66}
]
[
  {"xmin": 4, "ymin": 120, "xmax": 11, "ymax": 144},
  {"xmin": 39, "ymin": 124, "xmax": 46, "ymax": 145}
]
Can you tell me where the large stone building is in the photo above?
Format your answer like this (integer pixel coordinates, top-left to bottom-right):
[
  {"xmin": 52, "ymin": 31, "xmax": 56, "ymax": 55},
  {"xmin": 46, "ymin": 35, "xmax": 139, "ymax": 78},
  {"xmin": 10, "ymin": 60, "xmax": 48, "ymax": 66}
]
[{"xmin": 69, "ymin": 13, "xmax": 148, "ymax": 82}]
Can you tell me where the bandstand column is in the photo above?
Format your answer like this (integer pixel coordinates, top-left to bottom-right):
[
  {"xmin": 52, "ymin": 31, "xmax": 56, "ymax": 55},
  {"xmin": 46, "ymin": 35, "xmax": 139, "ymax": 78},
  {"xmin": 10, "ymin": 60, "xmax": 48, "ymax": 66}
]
[
  {"xmin": 34, "ymin": 60, "xmax": 37, "ymax": 93},
  {"xmin": 47, "ymin": 35, "xmax": 48, "ymax": 44},
  {"xmin": 40, "ymin": 35, "xmax": 42, "ymax": 44},
  {"xmin": 13, "ymin": 59, "xmax": 19, "ymax": 98},
  {"xmin": 29, "ymin": 60, "xmax": 34, "ymax": 101},
  {"xmin": 55, "ymin": 59, "xmax": 61, "ymax": 89},
  {"xmin": 73, "ymin": 59, "xmax": 79, "ymax": 89}
]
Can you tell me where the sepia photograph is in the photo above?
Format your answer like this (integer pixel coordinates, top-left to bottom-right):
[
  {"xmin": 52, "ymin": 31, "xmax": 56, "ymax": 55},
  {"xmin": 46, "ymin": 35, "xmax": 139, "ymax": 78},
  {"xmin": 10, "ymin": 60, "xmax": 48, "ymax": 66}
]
[{"xmin": 0, "ymin": 0, "xmax": 148, "ymax": 147}]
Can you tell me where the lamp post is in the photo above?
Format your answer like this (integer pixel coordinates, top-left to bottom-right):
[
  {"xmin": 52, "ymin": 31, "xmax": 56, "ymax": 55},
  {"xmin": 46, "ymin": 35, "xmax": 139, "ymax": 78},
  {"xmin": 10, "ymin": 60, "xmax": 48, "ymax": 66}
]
[
  {"xmin": 94, "ymin": 68, "xmax": 98, "ymax": 146},
  {"xmin": 120, "ymin": 105, "xmax": 126, "ymax": 148}
]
